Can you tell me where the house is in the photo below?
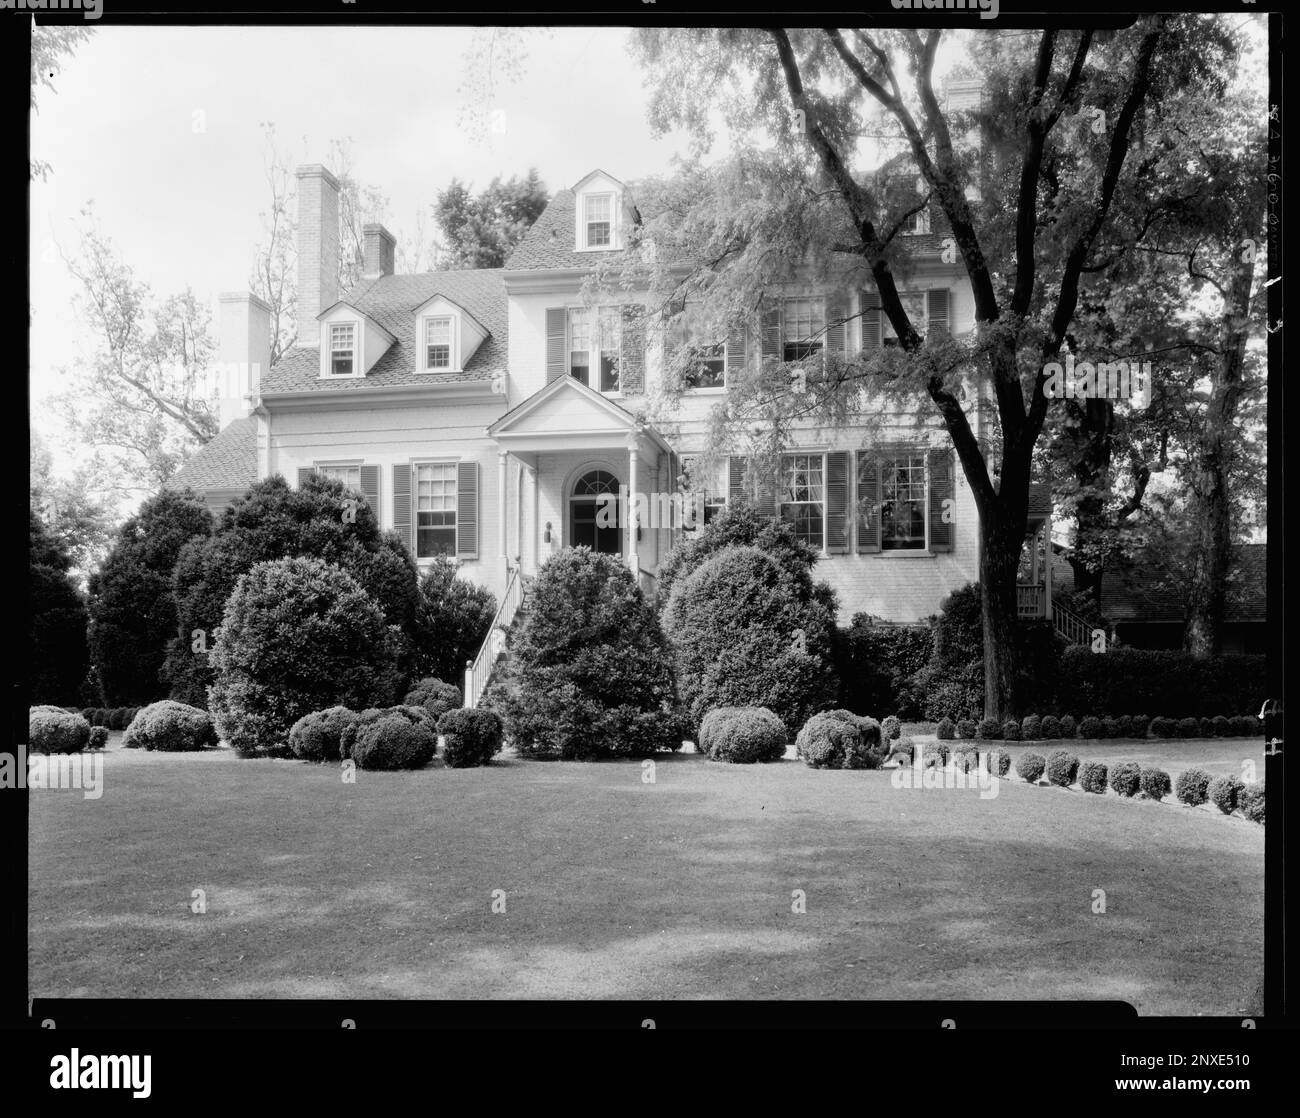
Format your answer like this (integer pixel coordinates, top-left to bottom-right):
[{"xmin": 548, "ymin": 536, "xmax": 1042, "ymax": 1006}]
[{"xmin": 172, "ymin": 139, "xmax": 1059, "ymax": 703}]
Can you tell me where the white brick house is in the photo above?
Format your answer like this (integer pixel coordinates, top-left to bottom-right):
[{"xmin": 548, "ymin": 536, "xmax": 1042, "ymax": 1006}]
[{"xmin": 172, "ymin": 158, "xmax": 1054, "ymax": 700}]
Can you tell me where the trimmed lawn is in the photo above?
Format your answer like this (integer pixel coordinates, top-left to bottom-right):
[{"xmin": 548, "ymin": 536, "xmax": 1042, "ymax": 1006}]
[{"xmin": 29, "ymin": 736, "xmax": 1263, "ymax": 1012}]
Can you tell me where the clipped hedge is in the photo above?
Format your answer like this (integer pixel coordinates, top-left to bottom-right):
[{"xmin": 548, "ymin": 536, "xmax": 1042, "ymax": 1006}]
[
  {"xmin": 87, "ymin": 726, "xmax": 109, "ymax": 750},
  {"xmin": 340, "ymin": 706, "xmax": 430, "ymax": 759},
  {"xmin": 1020, "ymin": 715, "xmax": 1041, "ymax": 740},
  {"xmin": 922, "ymin": 742, "xmax": 950, "ymax": 769},
  {"xmin": 1059, "ymin": 646, "xmax": 1264, "ymax": 719},
  {"xmin": 935, "ymin": 717, "xmax": 955, "ymax": 741},
  {"xmin": 1059, "ymin": 715, "xmax": 1078, "ymax": 739},
  {"xmin": 288, "ymin": 706, "xmax": 357, "ymax": 763},
  {"xmin": 1002, "ymin": 720, "xmax": 1022, "ymax": 742},
  {"xmin": 1078, "ymin": 760, "xmax": 1109, "ymax": 794},
  {"xmin": 986, "ymin": 749, "xmax": 1011, "ymax": 777},
  {"xmin": 1239, "ymin": 781, "xmax": 1265, "ymax": 824},
  {"xmin": 438, "ymin": 708, "xmax": 503, "ymax": 768},
  {"xmin": 880, "ymin": 715, "xmax": 901, "ymax": 742},
  {"xmin": 28, "ymin": 708, "xmax": 91, "ymax": 754},
  {"xmin": 1045, "ymin": 750, "xmax": 1079, "ymax": 787},
  {"xmin": 1039, "ymin": 715, "xmax": 1061, "ymax": 740},
  {"xmin": 1016, "ymin": 752, "xmax": 1046, "ymax": 783},
  {"xmin": 796, "ymin": 711, "xmax": 881, "ymax": 770},
  {"xmin": 1207, "ymin": 774, "xmax": 1245, "ymax": 815},
  {"xmin": 977, "ymin": 717, "xmax": 1001, "ymax": 741},
  {"xmin": 956, "ymin": 719, "xmax": 977, "ymax": 740},
  {"xmin": 699, "ymin": 706, "xmax": 788, "ymax": 764},
  {"xmin": 121, "ymin": 700, "xmax": 216, "ymax": 752},
  {"xmin": 1175, "ymin": 768, "xmax": 1213, "ymax": 806},
  {"xmin": 1139, "ymin": 767, "xmax": 1172, "ymax": 801},
  {"xmin": 349, "ymin": 714, "xmax": 438, "ymax": 771},
  {"xmin": 953, "ymin": 745, "xmax": 980, "ymax": 774},
  {"xmin": 1109, "ymin": 761, "xmax": 1141, "ymax": 797},
  {"xmin": 1078, "ymin": 716, "xmax": 1103, "ymax": 739},
  {"xmin": 404, "ymin": 678, "xmax": 463, "ymax": 722}
]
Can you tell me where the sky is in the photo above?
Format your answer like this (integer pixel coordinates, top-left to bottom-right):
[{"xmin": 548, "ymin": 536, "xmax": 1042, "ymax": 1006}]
[{"xmin": 29, "ymin": 26, "xmax": 699, "ymax": 477}]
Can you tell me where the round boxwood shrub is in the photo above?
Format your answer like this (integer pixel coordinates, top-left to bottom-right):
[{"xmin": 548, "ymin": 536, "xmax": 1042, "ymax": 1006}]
[
  {"xmin": 1078, "ymin": 760, "xmax": 1109, "ymax": 794},
  {"xmin": 87, "ymin": 726, "xmax": 109, "ymax": 750},
  {"xmin": 1131, "ymin": 715, "xmax": 1150, "ymax": 739},
  {"xmin": 1108, "ymin": 761, "xmax": 1141, "ymax": 797},
  {"xmin": 1197, "ymin": 717, "xmax": 1215, "ymax": 738},
  {"xmin": 1139, "ymin": 767, "xmax": 1172, "ymax": 801},
  {"xmin": 977, "ymin": 717, "xmax": 1001, "ymax": 741},
  {"xmin": 404, "ymin": 678, "xmax": 463, "ymax": 722},
  {"xmin": 797, "ymin": 711, "xmax": 880, "ymax": 770},
  {"xmin": 1207, "ymin": 774, "xmax": 1244, "ymax": 815},
  {"xmin": 438, "ymin": 707, "xmax": 504, "ymax": 768},
  {"xmin": 880, "ymin": 715, "xmax": 901, "ymax": 742},
  {"xmin": 953, "ymin": 746, "xmax": 980, "ymax": 774},
  {"xmin": 1115, "ymin": 715, "xmax": 1134, "ymax": 739},
  {"xmin": 1078, "ymin": 716, "xmax": 1103, "ymax": 740},
  {"xmin": 698, "ymin": 706, "xmax": 788, "ymax": 764},
  {"xmin": 1039, "ymin": 715, "xmax": 1060, "ymax": 740},
  {"xmin": 108, "ymin": 707, "xmax": 128, "ymax": 731},
  {"xmin": 1231, "ymin": 715, "xmax": 1257, "ymax": 737},
  {"xmin": 1059, "ymin": 715, "xmax": 1078, "ymax": 739},
  {"xmin": 121, "ymin": 700, "xmax": 217, "ymax": 752},
  {"xmin": 339, "ymin": 706, "xmax": 430, "ymax": 759},
  {"xmin": 956, "ymin": 718, "xmax": 977, "ymax": 740},
  {"xmin": 986, "ymin": 749, "xmax": 1012, "ymax": 777},
  {"xmin": 1002, "ymin": 720, "xmax": 1022, "ymax": 742},
  {"xmin": 288, "ymin": 706, "xmax": 358, "ymax": 763},
  {"xmin": 28, "ymin": 708, "xmax": 91, "ymax": 754},
  {"xmin": 1020, "ymin": 714, "xmax": 1041, "ymax": 740},
  {"xmin": 1045, "ymin": 750, "xmax": 1079, "ymax": 787},
  {"xmin": 1016, "ymin": 751, "xmax": 1046, "ymax": 783},
  {"xmin": 935, "ymin": 717, "xmax": 955, "ymax": 740},
  {"xmin": 1239, "ymin": 780, "xmax": 1265, "ymax": 824},
  {"xmin": 1211, "ymin": 715, "xmax": 1231, "ymax": 738},
  {"xmin": 79, "ymin": 707, "xmax": 95, "ymax": 723},
  {"xmin": 1175, "ymin": 767, "xmax": 1213, "ymax": 806},
  {"xmin": 208, "ymin": 557, "xmax": 399, "ymax": 758},
  {"xmin": 1177, "ymin": 717, "xmax": 1201, "ymax": 739},
  {"xmin": 1100, "ymin": 717, "xmax": 1120, "ymax": 740},
  {"xmin": 349, "ymin": 714, "xmax": 438, "ymax": 771},
  {"xmin": 1149, "ymin": 716, "xmax": 1173, "ymax": 738},
  {"xmin": 887, "ymin": 737, "xmax": 915, "ymax": 765},
  {"xmin": 922, "ymin": 742, "xmax": 950, "ymax": 769}
]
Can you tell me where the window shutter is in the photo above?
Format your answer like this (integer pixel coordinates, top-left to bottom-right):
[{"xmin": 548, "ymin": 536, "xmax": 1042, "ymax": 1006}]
[
  {"xmin": 760, "ymin": 306, "xmax": 782, "ymax": 362},
  {"xmin": 620, "ymin": 304, "xmax": 646, "ymax": 394},
  {"xmin": 725, "ymin": 327, "xmax": 746, "ymax": 378},
  {"xmin": 861, "ymin": 292, "xmax": 882, "ymax": 352},
  {"xmin": 359, "ymin": 465, "xmax": 380, "ymax": 514},
  {"xmin": 755, "ymin": 463, "xmax": 776, "ymax": 519},
  {"xmin": 825, "ymin": 452, "xmax": 850, "ymax": 554},
  {"xmin": 856, "ymin": 451, "xmax": 881, "ymax": 552},
  {"xmin": 545, "ymin": 307, "xmax": 567, "ymax": 382},
  {"xmin": 392, "ymin": 463, "xmax": 412, "ymax": 554},
  {"xmin": 456, "ymin": 461, "xmax": 479, "ymax": 559},
  {"xmin": 825, "ymin": 294, "xmax": 848, "ymax": 358},
  {"xmin": 728, "ymin": 456, "xmax": 747, "ymax": 506},
  {"xmin": 927, "ymin": 289, "xmax": 951, "ymax": 340},
  {"xmin": 928, "ymin": 447, "xmax": 954, "ymax": 552},
  {"xmin": 297, "ymin": 467, "xmax": 315, "ymax": 488}
]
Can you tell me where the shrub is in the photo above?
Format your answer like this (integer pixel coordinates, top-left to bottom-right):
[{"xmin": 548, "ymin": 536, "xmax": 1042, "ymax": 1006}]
[
  {"xmin": 87, "ymin": 726, "xmax": 109, "ymax": 750},
  {"xmin": 935, "ymin": 717, "xmax": 955, "ymax": 740},
  {"xmin": 664, "ymin": 545, "xmax": 837, "ymax": 736},
  {"xmin": 881, "ymin": 715, "xmax": 901, "ymax": 742},
  {"xmin": 953, "ymin": 746, "xmax": 980, "ymax": 774},
  {"xmin": 1239, "ymin": 781, "xmax": 1265, "ymax": 824},
  {"xmin": 1059, "ymin": 715, "xmax": 1078, "ymax": 739},
  {"xmin": 29, "ymin": 512, "xmax": 89, "ymax": 706},
  {"xmin": 1211, "ymin": 715, "xmax": 1232, "ymax": 738},
  {"xmin": 1175, "ymin": 768, "xmax": 1213, "ymax": 806},
  {"xmin": 1016, "ymin": 752, "xmax": 1046, "ymax": 783},
  {"xmin": 1177, "ymin": 717, "xmax": 1201, "ymax": 739},
  {"xmin": 1039, "ymin": 715, "xmax": 1060, "ymax": 740},
  {"xmin": 1078, "ymin": 716, "xmax": 1103, "ymax": 739},
  {"xmin": 796, "ymin": 711, "xmax": 881, "ymax": 770},
  {"xmin": 1020, "ymin": 714, "xmax": 1041, "ymax": 740},
  {"xmin": 403, "ymin": 678, "xmax": 463, "ymax": 722},
  {"xmin": 1100, "ymin": 717, "xmax": 1120, "ymax": 740},
  {"xmin": 28, "ymin": 708, "xmax": 90, "ymax": 754},
  {"xmin": 1045, "ymin": 750, "xmax": 1079, "ymax": 787},
  {"xmin": 1115, "ymin": 715, "xmax": 1134, "ymax": 738},
  {"xmin": 1078, "ymin": 760, "xmax": 1109, "ymax": 794},
  {"xmin": 1231, "ymin": 715, "xmax": 1258, "ymax": 738},
  {"xmin": 1002, "ymin": 720, "xmax": 1022, "ymax": 742},
  {"xmin": 956, "ymin": 719, "xmax": 977, "ymax": 740},
  {"xmin": 922, "ymin": 742, "xmax": 950, "ymax": 769},
  {"xmin": 698, "ymin": 707, "xmax": 788, "ymax": 764},
  {"xmin": 977, "ymin": 717, "xmax": 1001, "ymax": 741},
  {"xmin": 208, "ymin": 557, "xmax": 399, "ymax": 757},
  {"xmin": 1108, "ymin": 761, "xmax": 1141, "ymax": 797},
  {"xmin": 413, "ymin": 556, "xmax": 497, "ymax": 683},
  {"xmin": 106, "ymin": 707, "xmax": 125, "ymax": 731},
  {"xmin": 438, "ymin": 708, "xmax": 503, "ymax": 768},
  {"xmin": 1198, "ymin": 717, "xmax": 1215, "ymax": 738},
  {"xmin": 831, "ymin": 615, "xmax": 932, "ymax": 720},
  {"xmin": 1058, "ymin": 645, "xmax": 1265, "ymax": 720},
  {"xmin": 887, "ymin": 737, "xmax": 915, "ymax": 765},
  {"xmin": 349, "ymin": 714, "xmax": 438, "ymax": 771},
  {"xmin": 121, "ymin": 700, "xmax": 216, "ymax": 752},
  {"xmin": 339, "ymin": 706, "xmax": 430, "ymax": 759},
  {"xmin": 986, "ymin": 749, "xmax": 1011, "ymax": 777},
  {"xmin": 1149, "ymin": 716, "xmax": 1174, "ymax": 738},
  {"xmin": 79, "ymin": 707, "xmax": 94, "ymax": 722},
  {"xmin": 1207, "ymin": 774, "xmax": 1244, "ymax": 815},
  {"xmin": 288, "ymin": 706, "xmax": 357, "ymax": 763},
  {"xmin": 1130, "ymin": 715, "xmax": 1150, "ymax": 739},
  {"xmin": 1139, "ymin": 767, "xmax": 1171, "ymax": 801}
]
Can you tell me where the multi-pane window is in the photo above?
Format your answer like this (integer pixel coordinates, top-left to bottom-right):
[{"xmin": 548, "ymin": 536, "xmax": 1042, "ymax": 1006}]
[
  {"xmin": 881, "ymin": 454, "xmax": 927, "ymax": 550},
  {"xmin": 569, "ymin": 307, "xmax": 622, "ymax": 393},
  {"xmin": 425, "ymin": 317, "xmax": 452, "ymax": 370},
  {"xmin": 415, "ymin": 463, "xmax": 457, "ymax": 558},
  {"xmin": 782, "ymin": 299, "xmax": 826, "ymax": 362},
  {"xmin": 882, "ymin": 293, "xmax": 926, "ymax": 348},
  {"xmin": 678, "ymin": 456, "xmax": 725, "ymax": 529},
  {"xmin": 669, "ymin": 312, "xmax": 726, "ymax": 389},
  {"xmin": 317, "ymin": 465, "xmax": 361, "ymax": 489},
  {"xmin": 780, "ymin": 453, "xmax": 825, "ymax": 548},
  {"xmin": 584, "ymin": 193, "xmax": 613, "ymax": 247},
  {"xmin": 329, "ymin": 323, "xmax": 356, "ymax": 376}
]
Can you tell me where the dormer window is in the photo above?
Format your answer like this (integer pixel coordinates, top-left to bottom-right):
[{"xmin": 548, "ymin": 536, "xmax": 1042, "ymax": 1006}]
[
  {"xmin": 425, "ymin": 316, "xmax": 453, "ymax": 370},
  {"xmin": 584, "ymin": 193, "xmax": 613, "ymax": 248},
  {"xmin": 329, "ymin": 323, "xmax": 356, "ymax": 377}
]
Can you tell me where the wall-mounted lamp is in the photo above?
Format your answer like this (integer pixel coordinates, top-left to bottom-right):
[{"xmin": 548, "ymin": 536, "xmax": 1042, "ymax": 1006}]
[{"xmin": 544, "ymin": 522, "xmax": 552, "ymax": 544}]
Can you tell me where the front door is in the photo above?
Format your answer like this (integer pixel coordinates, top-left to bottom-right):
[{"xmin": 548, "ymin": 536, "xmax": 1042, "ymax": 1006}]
[{"xmin": 570, "ymin": 469, "xmax": 622, "ymax": 555}]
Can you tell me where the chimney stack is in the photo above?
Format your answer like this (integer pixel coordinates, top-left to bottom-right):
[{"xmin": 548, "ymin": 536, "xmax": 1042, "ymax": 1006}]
[
  {"xmin": 295, "ymin": 163, "xmax": 340, "ymax": 348},
  {"xmin": 363, "ymin": 223, "xmax": 396, "ymax": 279},
  {"xmin": 217, "ymin": 292, "xmax": 272, "ymax": 428}
]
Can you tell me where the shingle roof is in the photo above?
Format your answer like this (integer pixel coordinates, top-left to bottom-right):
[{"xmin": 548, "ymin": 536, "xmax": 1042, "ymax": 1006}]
[
  {"xmin": 1099, "ymin": 543, "xmax": 1267, "ymax": 624},
  {"xmin": 260, "ymin": 269, "xmax": 508, "ymax": 394},
  {"xmin": 505, "ymin": 189, "xmax": 636, "ymax": 271},
  {"xmin": 167, "ymin": 417, "xmax": 257, "ymax": 493}
]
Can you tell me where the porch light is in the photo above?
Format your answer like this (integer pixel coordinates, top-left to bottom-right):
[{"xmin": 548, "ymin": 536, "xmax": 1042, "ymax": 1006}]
[{"xmin": 544, "ymin": 522, "xmax": 552, "ymax": 543}]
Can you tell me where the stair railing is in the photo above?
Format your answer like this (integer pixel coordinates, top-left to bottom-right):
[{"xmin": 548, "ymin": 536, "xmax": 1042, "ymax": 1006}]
[{"xmin": 464, "ymin": 564, "xmax": 524, "ymax": 709}]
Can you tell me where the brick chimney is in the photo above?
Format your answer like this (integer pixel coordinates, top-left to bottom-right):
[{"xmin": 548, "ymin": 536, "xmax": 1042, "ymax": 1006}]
[
  {"xmin": 363, "ymin": 223, "xmax": 396, "ymax": 279},
  {"xmin": 217, "ymin": 292, "xmax": 272, "ymax": 428},
  {"xmin": 295, "ymin": 164, "xmax": 340, "ymax": 349}
]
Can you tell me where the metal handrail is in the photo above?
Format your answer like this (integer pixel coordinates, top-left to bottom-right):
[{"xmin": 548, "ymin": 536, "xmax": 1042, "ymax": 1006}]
[{"xmin": 464, "ymin": 565, "xmax": 524, "ymax": 709}]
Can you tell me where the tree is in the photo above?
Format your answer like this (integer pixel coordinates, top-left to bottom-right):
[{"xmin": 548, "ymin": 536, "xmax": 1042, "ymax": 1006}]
[
  {"xmin": 31, "ymin": 24, "xmax": 93, "ymax": 180},
  {"xmin": 630, "ymin": 21, "xmax": 1240, "ymax": 717},
  {"xmin": 434, "ymin": 169, "xmax": 548, "ymax": 269},
  {"xmin": 87, "ymin": 489, "xmax": 212, "ymax": 706},
  {"xmin": 413, "ymin": 557, "xmax": 496, "ymax": 684},
  {"xmin": 29, "ymin": 433, "xmax": 115, "ymax": 587},
  {"xmin": 29, "ymin": 511, "xmax": 89, "ymax": 705}
]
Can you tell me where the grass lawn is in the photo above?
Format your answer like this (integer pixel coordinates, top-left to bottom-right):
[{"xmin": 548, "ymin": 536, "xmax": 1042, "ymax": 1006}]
[{"xmin": 29, "ymin": 735, "xmax": 1263, "ymax": 1012}]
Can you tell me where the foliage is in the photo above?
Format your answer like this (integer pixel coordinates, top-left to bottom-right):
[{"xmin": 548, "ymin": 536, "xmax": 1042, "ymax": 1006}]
[
  {"xmin": 349, "ymin": 714, "xmax": 438, "ymax": 771},
  {"xmin": 121, "ymin": 700, "xmax": 216, "ymax": 752},
  {"xmin": 1108, "ymin": 761, "xmax": 1142, "ymax": 797},
  {"xmin": 404, "ymin": 677, "xmax": 464, "ymax": 722},
  {"xmin": 1078, "ymin": 761, "xmax": 1109, "ymax": 795},
  {"xmin": 414, "ymin": 557, "xmax": 496, "ymax": 684},
  {"xmin": 28, "ymin": 708, "xmax": 91, "ymax": 755},
  {"xmin": 832, "ymin": 616, "xmax": 932, "ymax": 719},
  {"xmin": 437, "ymin": 708, "xmax": 504, "ymax": 768},
  {"xmin": 435, "ymin": 168, "xmax": 549, "ymax": 269},
  {"xmin": 288, "ymin": 706, "xmax": 357, "ymax": 763},
  {"xmin": 1139, "ymin": 767, "xmax": 1172, "ymax": 801},
  {"xmin": 1045, "ymin": 751, "xmax": 1080, "ymax": 787},
  {"xmin": 697, "ymin": 706, "xmax": 788, "ymax": 763},
  {"xmin": 1016, "ymin": 752, "xmax": 1046, "ymax": 783},
  {"xmin": 1206, "ymin": 774, "xmax": 1244, "ymax": 815},
  {"xmin": 1174, "ymin": 768, "xmax": 1213, "ymax": 806},
  {"xmin": 29, "ymin": 511, "xmax": 89, "ymax": 706}
]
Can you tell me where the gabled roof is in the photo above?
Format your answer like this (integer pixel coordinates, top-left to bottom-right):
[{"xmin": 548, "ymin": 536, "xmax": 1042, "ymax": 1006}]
[
  {"xmin": 166, "ymin": 417, "xmax": 257, "ymax": 493},
  {"xmin": 1100, "ymin": 543, "xmax": 1267, "ymax": 625},
  {"xmin": 505, "ymin": 189, "xmax": 636, "ymax": 271},
  {"xmin": 488, "ymin": 374, "xmax": 672, "ymax": 455},
  {"xmin": 317, "ymin": 299, "xmax": 398, "ymax": 342},
  {"xmin": 260, "ymin": 269, "xmax": 507, "ymax": 394}
]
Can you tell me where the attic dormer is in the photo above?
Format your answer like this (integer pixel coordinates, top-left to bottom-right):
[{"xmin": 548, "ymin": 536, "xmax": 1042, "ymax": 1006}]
[
  {"xmin": 411, "ymin": 294, "xmax": 489, "ymax": 374},
  {"xmin": 573, "ymin": 169, "xmax": 633, "ymax": 252},
  {"xmin": 318, "ymin": 301, "xmax": 396, "ymax": 380}
]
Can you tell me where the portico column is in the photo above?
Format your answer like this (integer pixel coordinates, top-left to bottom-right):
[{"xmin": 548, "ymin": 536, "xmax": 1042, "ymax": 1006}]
[
  {"xmin": 498, "ymin": 451, "xmax": 508, "ymax": 561},
  {"xmin": 627, "ymin": 441, "xmax": 640, "ymax": 575}
]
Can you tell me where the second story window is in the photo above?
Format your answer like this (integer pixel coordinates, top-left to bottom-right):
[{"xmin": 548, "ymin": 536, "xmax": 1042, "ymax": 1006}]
[
  {"xmin": 782, "ymin": 299, "xmax": 825, "ymax": 362},
  {"xmin": 881, "ymin": 453, "xmax": 927, "ymax": 550},
  {"xmin": 569, "ymin": 307, "xmax": 621, "ymax": 393},
  {"xmin": 329, "ymin": 323, "xmax": 356, "ymax": 376},
  {"xmin": 882, "ymin": 293, "xmax": 927, "ymax": 348},
  {"xmin": 584, "ymin": 193, "xmax": 613, "ymax": 248},
  {"xmin": 425, "ymin": 317, "xmax": 452, "ymax": 370}
]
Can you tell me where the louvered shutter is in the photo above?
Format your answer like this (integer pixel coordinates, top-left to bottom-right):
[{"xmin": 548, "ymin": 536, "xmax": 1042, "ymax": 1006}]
[
  {"xmin": 728, "ymin": 456, "xmax": 747, "ymax": 507},
  {"xmin": 928, "ymin": 447, "xmax": 954, "ymax": 552},
  {"xmin": 359, "ymin": 465, "xmax": 380, "ymax": 514},
  {"xmin": 620, "ymin": 304, "xmax": 646, "ymax": 393},
  {"xmin": 825, "ymin": 294, "xmax": 848, "ymax": 358},
  {"xmin": 826, "ymin": 452, "xmax": 850, "ymax": 554},
  {"xmin": 861, "ymin": 291, "xmax": 882, "ymax": 351},
  {"xmin": 456, "ymin": 461, "xmax": 479, "ymax": 559},
  {"xmin": 760, "ymin": 306, "xmax": 782, "ymax": 362},
  {"xmin": 297, "ymin": 467, "xmax": 315, "ymax": 488},
  {"xmin": 392, "ymin": 463, "xmax": 412, "ymax": 555},
  {"xmin": 545, "ymin": 307, "xmax": 567, "ymax": 382},
  {"xmin": 725, "ymin": 327, "xmax": 746, "ymax": 379},
  {"xmin": 927, "ymin": 289, "xmax": 951, "ymax": 340},
  {"xmin": 755, "ymin": 459, "xmax": 777, "ymax": 518},
  {"xmin": 856, "ymin": 452, "xmax": 881, "ymax": 552}
]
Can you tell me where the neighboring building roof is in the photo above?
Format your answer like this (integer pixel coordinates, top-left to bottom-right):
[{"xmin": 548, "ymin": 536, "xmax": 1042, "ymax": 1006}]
[
  {"xmin": 506, "ymin": 188, "xmax": 636, "ymax": 271},
  {"xmin": 1099, "ymin": 543, "xmax": 1267, "ymax": 625},
  {"xmin": 167, "ymin": 416, "xmax": 257, "ymax": 493},
  {"xmin": 260, "ymin": 269, "xmax": 508, "ymax": 395}
]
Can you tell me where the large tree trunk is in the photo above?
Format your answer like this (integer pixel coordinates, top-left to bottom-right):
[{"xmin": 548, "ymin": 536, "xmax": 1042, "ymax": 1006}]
[{"xmin": 981, "ymin": 512, "xmax": 1026, "ymax": 721}]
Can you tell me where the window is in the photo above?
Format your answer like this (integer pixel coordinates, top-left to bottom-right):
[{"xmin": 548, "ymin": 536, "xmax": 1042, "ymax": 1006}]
[
  {"xmin": 415, "ymin": 462, "xmax": 457, "ymax": 558},
  {"xmin": 569, "ymin": 307, "xmax": 621, "ymax": 393},
  {"xmin": 425, "ymin": 317, "xmax": 452, "ymax": 370},
  {"xmin": 329, "ymin": 323, "xmax": 356, "ymax": 376},
  {"xmin": 584, "ymin": 193, "xmax": 613, "ymax": 248},
  {"xmin": 779, "ymin": 453, "xmax": 825, "ymax": 549},
  {"xmin": 678, "ymin": 456, "xmax": 725, "ymax": 529},
  {"xmin": 669, "ymin": 317, "xmax": 726, "ymax": 389},
  {"xmin": 882, "ymin": 293, "xmax": 927, "ymax": 348},
  {"xmin": 317, "ymin": 464, "xmax": 361, "ymax": 489},
  {"xmin": 881, "ymin": 454, "xmax": 927, "ymax": 550},
  {"xmin": 782, "ymin": 299, "xmax": 825, "ymax": 362},
  {"xmin": 904, "ymin": 207, "xmax": 930, "ymax": 235}
]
